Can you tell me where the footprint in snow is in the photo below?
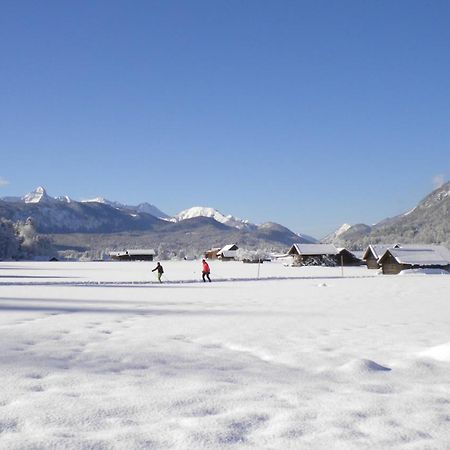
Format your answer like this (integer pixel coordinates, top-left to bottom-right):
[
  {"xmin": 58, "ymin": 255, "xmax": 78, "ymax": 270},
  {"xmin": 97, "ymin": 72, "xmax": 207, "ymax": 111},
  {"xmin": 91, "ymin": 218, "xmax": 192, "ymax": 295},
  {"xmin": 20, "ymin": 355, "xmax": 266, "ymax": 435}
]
[
  {"xmin": 28, "ymin": 385, "xmax": 44, "ymax": 392},
  {"xmin": 0, "ymin": 418, "xmax": 19, "ymax": 433},
  {"xmin": 26, "ymin": 373, "xmax": 45, "ymax": 380}
]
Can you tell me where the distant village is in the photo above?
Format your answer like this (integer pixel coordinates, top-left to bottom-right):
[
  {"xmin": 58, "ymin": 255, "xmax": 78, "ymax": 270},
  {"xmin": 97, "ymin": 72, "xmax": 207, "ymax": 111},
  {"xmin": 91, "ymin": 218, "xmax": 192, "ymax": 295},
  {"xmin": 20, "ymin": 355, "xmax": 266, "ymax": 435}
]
[{"xmin": 109, "ymin": 242, "xmax": 450, "ymax": 275}]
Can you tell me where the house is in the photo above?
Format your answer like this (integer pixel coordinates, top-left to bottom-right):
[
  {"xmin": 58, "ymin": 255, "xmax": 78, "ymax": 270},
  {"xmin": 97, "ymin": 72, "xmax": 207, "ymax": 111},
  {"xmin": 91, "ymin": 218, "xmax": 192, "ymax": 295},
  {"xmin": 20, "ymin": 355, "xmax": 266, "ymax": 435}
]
[
  {"xmin": 110, "ymin": 249, "xmax": 156, "ymax": 261},
  {"xmin": 217, "ymin": 244, "xmax": 239, "ymax": 261},
  {"xmin": 362, "ymin": 244, "xmax": 401, "ymax": 269},
  {"xmin": 378, "ymin": 245, "xmax": 450, "ymax": 274},
  {"xmin": 204, "ymin": 247, "xmax": 221, "ymax": 260},
  {"xmin": 287, "ymin": 244, "xmax": 339, "ymax": 266},
  {"xmin": 336, "ymin": 248, "xmax": 364, "ymax": 266}
]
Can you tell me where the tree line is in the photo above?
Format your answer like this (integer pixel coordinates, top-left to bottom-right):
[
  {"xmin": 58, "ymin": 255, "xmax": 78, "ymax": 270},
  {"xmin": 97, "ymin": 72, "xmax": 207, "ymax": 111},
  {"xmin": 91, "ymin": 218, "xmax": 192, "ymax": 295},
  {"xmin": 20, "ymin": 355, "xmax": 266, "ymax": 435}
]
[{"xmin": 0, "ymin": 218, "xmax": 53, "ymax": 260}]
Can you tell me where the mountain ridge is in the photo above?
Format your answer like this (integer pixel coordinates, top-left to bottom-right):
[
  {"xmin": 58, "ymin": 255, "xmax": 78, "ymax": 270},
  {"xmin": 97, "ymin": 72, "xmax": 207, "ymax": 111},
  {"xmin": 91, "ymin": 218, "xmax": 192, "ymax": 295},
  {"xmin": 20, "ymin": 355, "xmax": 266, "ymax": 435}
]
[
  {"xmin": 324, "ymin": 181, "xmax": 450, "ymax": 248},
  {"xmin": 0, "ymin": 186, "xmax": 311, "ymax": 255}
]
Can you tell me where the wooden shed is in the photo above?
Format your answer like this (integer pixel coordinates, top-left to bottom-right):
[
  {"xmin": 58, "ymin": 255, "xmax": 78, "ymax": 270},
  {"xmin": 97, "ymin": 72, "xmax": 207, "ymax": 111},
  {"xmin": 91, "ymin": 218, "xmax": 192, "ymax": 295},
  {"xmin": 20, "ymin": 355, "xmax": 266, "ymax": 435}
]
[
  {"xmin": 110, "ymin": 249, "xmax": 156, "ymax": 261},
  {"xmin": 217, "ymin": 244, "xmax": 239, "ymax": 261},
  {"xmin": 336, "ymin": 248, "xmax": 364, "ymax": 266},
  {"xmin": 363, "ymin": 244, "xmax": 401, "ymax": 269},
  {"xmin": 378, "ymin": 245, "xmax": 450, "ymax": 275},
  {"xmin": 204, "ymin": 247, "xmax": 221, "ymax": 260},
  {"xmin": 287, "ymin": 244, "xmax": 339, "ymax": 266}
]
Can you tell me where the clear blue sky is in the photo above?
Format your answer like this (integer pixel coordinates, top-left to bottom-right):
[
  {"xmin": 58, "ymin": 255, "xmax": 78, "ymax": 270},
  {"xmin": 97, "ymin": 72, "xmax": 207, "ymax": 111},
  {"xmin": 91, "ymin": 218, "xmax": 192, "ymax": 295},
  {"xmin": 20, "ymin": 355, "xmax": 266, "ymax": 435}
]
[{"xmin": 1, "ymin": 0, "xmax": 449, "ymax": 237}]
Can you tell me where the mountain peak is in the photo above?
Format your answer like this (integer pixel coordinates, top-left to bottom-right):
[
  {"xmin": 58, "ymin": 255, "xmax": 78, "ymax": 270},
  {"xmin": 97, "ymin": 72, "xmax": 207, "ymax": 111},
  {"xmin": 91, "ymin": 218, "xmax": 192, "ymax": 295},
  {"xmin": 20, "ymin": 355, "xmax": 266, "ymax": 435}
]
[
  {"xmin": 336, "ymin": 223, "xmax": 352, "ymax": 236},
  {"xmin": 136, "ymin": 202, "xmax": 170, "ymax": 219},
  {"xmin": 22, "ymin": 186, "xmax": 53, "ymax": 204},
  {"xmin": 418, "ymin": 180, "xmax": 450, "ymax": 210},
  {"xmin": 175, "ymin": 206, "xmax": 253, "ymax": 229}
]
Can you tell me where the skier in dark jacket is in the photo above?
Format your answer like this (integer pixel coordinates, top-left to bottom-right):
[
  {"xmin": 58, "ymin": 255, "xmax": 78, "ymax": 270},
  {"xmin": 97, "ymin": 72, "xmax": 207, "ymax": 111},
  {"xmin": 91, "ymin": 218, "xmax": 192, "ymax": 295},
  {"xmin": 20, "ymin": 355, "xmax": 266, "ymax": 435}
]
[
  {"xmin": 152, "ymin": 262, "xmax": 164, "ymax": 283},
  {"xmin": 202, "ymin": 259, "xmax": 211, "ymax": 282}
]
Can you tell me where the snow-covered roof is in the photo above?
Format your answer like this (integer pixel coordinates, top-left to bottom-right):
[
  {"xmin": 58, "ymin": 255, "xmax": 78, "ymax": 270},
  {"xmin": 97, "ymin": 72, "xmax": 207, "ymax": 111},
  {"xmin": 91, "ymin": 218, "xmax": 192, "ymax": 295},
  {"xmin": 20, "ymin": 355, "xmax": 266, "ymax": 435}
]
[
  {"xmin": 336, "ymin": 248, "xmax": 362, "ymax": 258},
  {"xmin": 351, "ymin": 251, "xmax": 364, "ymax": 260},
  {"xmin": 111, "ymin": 249, "xmax": 156, "ymax": 257},
  {"xmin": 380, "ymin": 246, "xmax": 450, "ymax": 266},
  {"xmin": 218, "ymin": 244, "xmax": 238, "ymax": 254},
  {"xmin": 363, "ymin": 244, "xmax": 400, "ymax": 260},
  {"xmin": 126, "ymin": 249, "xmax": 156, "ymax": 255},
  {"xmin": 289, "ymin": 244, "xmax": 338, "ymax": 256}
]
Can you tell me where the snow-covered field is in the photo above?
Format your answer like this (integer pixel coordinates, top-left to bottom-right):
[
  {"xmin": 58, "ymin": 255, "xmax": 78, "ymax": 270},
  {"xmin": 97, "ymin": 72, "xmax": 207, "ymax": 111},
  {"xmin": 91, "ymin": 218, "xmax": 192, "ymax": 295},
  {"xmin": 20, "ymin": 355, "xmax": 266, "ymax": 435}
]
[{"xmin": 0, "ymin": 261, "xmax": 449, "ymax": 449}]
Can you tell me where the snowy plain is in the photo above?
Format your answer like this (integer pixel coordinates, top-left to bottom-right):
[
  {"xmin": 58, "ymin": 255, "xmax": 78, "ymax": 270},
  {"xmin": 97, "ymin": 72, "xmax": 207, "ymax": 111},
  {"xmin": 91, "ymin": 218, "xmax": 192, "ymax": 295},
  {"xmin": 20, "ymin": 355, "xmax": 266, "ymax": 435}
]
[{"xmin": 0, "ymin": 260, "xmax": 449, "ymax": 449}]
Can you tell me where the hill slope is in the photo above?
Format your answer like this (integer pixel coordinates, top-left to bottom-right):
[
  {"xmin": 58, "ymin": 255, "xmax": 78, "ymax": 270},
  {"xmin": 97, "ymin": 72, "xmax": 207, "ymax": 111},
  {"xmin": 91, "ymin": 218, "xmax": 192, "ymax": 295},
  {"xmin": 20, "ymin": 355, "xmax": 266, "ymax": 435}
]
[{"xmin": 325, "ymin": 181, "xmax": 450, "ymax": 248}]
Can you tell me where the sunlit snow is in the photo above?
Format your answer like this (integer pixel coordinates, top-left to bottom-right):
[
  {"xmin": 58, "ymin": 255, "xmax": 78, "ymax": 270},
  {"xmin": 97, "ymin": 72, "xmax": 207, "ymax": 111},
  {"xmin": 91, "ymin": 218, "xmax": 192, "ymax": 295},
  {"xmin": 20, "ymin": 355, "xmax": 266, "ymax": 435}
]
[{"xmin": 0, "ymin": 261, "xmax": 449, "ymax": 449}]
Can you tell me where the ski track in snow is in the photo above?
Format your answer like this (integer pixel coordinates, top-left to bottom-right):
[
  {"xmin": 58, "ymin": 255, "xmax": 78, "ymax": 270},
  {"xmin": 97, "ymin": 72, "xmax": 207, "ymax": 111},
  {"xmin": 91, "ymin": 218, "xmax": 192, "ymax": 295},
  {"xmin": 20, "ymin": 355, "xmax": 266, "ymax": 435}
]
[{"xmin": 0, "ymin": 261, "xmax": 449, "ymax": 449}]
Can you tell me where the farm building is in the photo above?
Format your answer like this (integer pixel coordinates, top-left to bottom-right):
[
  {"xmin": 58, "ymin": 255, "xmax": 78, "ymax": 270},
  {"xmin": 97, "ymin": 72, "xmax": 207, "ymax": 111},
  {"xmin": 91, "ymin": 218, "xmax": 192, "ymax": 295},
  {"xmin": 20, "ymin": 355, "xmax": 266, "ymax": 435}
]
[
  {"xmin": 363, "ymin": 244, "xmax": 401, "ymax": 269},
  {"xmin": 336, "ymin": 248, "xmax": 364, "ymax": 266},
  {"xmin": 217, "ymin": 244, "xmax": 239, "ymax": 261},
  {"xmin": 110, "ymin": 249, "xmax": 156, "ymax": 261},
  {"xmin": 287, "ymin": 244, "xmax": 339, "ymax": 266},
  {"xmin": 204, "ymin": 247, "xmax": 221, "ymax": 260},
  {"xmin": 378, "ymin": 245, "xmax": 450, "ymax": 274}
]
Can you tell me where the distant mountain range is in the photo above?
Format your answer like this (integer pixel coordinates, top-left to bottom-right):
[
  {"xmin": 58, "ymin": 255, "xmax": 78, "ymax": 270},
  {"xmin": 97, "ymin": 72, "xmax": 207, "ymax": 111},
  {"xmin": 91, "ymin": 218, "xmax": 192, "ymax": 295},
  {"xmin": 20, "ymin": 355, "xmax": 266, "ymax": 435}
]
[
  {"xmin": 0, "ymin": 187, "xmax": 315, "ymax": 256},
  {"xmin": 2, "ymin": 182, "xmax": 448, "ymax": 257},
  {"xmin": 323, "ymin": 181, "xmax": 450, "ymax": 248}
]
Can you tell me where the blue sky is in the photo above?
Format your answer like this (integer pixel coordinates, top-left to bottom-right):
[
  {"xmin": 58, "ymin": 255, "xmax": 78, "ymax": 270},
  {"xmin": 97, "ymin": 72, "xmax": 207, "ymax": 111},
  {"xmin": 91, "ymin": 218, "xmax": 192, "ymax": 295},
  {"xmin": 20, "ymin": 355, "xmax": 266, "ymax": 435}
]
[{"xmin": 1, "ymin": 0, "xmax": 449, "ymax": 237}]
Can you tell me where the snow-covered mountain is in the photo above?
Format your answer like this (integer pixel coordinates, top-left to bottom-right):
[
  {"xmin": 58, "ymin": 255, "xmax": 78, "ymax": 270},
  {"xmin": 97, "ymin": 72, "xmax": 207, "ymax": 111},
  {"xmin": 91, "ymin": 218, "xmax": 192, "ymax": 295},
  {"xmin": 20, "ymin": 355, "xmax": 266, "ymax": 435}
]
[
  {"xmin": 0, "ymin": 187, "xmax": 166, "ymax": 233},
  {"xmin": 81, "ymin": 197, "xmax": 170, "ymax": 220},
  {"xmin": 323, "ymin": 181, "xmax": 450, "ymax": 248},
  {"xmin": 322, "ymin": 223, "xmax": 352, "ymax": 244},
  {"xmin": 135, "ymin": 202, "xmax": 170, "ymax": 219},
  {"xmin": 22, "ymin": 186, "xmax": 55, "ymax": 204},
  {"xmin": 0, "ymin": 187, "xmax": 314, "ymax": 252},
  {"xmin": 5, "ymin": 188, "xmax": 170, "ymax": 220},
  {"xmin": 256, "ymin": 222, "xmax": 317, "ymax": 244},
  {"xmin": 174, "ymin": 206, "xmax": 255, "ymax": 229}
]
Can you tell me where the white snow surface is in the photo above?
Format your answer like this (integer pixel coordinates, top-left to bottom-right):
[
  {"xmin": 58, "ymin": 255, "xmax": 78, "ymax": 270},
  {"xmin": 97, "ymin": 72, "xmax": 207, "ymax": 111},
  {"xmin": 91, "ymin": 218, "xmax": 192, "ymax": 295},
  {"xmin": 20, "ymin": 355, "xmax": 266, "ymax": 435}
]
[
  {"xmin": 399, "ymin": 268, "xmax": 450, "ymax": 275},
  {"xmin": 290, "ymin": 243, "xmax": 339, "ymax": 255},
  {"xmin": 0, "ymin": 261, "xmax": 449, "ymax": 449}
]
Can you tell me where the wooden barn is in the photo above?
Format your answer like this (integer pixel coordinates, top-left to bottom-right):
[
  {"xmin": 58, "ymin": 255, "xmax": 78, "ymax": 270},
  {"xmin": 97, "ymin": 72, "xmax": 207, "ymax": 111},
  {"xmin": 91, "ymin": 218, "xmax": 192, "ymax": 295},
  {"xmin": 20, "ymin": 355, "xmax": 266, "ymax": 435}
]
[
  {"xmin": 363, "ymin": 244, "xmax": 401, "ymax": 269},
  {"xmin": 336, "ymin": 248, "xmax": 364, "ymax": 266},
  {"xmin": 204, "ymin": 247, "xmax": 221, "ymax": 260},
  {"xmin": 287, "ymin": 244, "xmax": 339, "ymax": 266},
  {"xmin": 378, "ymin": 245, "xmax": 450, "ymax": 275},
  {"xmin": 217, "ymin": 244, "xmax": 239, "ymax": 261},
  {"xmin": 110, "ymin": 249, "xmax": 156, "ymax": 261}
]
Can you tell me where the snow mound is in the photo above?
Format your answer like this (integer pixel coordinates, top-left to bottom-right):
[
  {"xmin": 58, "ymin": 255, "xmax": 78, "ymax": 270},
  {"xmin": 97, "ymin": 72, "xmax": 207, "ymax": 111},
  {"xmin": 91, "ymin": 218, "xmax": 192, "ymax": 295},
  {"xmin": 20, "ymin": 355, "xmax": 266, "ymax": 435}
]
[
  {"xmin": 339, "ymin": 359, "xmax": 391, "ymax": 374},
  {"xmin": 399, "ymin": 268, "xmax": 450, "ymax": 275},
  {"xmin": 419, "ymin": 342, "xmax": 450, "ymax": 362}
]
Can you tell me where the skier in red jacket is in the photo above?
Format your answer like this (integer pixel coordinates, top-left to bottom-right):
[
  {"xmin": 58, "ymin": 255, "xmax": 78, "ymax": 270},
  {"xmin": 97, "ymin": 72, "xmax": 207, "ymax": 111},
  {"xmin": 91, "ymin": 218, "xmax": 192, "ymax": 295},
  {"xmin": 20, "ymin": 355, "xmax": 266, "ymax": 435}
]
[{"xmin": 202, "ymin": 259, "xmax": 211, "ymax": 282}]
